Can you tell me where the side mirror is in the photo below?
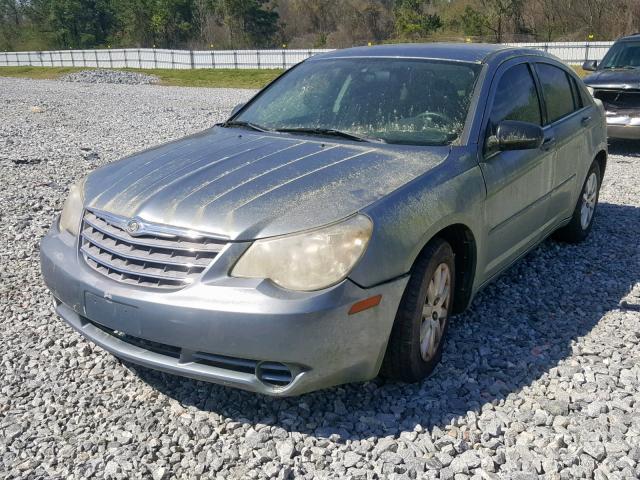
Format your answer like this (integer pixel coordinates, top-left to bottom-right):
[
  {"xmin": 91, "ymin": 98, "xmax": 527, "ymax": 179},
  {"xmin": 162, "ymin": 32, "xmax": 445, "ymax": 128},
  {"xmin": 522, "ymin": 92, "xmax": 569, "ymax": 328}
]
[
  {"xmin": 582, "ymin": 60, "xmax": 598, "ymax": 71},
  {"xmin": 230, "ymin": 102, "xmax": 246, "ymax": 116},
  {"xmin": 486, "ymin": 120, "xmax": 544, "ymax": 152}
]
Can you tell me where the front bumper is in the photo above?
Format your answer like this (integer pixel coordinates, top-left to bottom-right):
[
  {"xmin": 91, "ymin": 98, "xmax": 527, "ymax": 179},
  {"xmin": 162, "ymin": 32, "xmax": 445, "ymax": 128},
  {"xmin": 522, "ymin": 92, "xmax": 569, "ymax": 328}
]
[
  {"xmin": 606, "ymin": 113, "xmax": 640, "ymax": 139},
  {"xmin": 40, "ymin": 223, "xmax": 407, "ymax": 396}
]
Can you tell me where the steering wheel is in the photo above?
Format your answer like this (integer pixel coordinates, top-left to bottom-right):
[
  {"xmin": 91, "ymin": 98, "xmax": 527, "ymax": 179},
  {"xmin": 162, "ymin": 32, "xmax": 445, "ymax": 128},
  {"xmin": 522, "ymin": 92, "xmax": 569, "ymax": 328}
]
[{"xmin": 415, "ymin": 111, "xmax": 452, "ymax": 127}]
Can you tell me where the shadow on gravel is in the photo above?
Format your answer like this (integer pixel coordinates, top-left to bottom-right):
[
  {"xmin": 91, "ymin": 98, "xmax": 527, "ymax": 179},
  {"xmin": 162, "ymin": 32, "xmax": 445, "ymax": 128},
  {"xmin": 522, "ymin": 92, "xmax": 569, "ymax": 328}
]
[
  {"xmin": 609, "ymin": 139, "xmax": 640, "ymax": 157},
  {"xmin": 127, "ymin": 202, "xmax": 640, "ymax": 441}
]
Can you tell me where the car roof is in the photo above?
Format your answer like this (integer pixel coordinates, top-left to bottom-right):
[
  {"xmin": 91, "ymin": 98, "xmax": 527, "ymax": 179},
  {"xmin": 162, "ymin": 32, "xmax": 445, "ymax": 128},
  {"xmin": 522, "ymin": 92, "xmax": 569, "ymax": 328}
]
[
  {"xmin": 309, "ymin": 43, "xmax": 552, "ymax": 65},
  {"xmin": 616, "ymin": 33, "xmax": 640, "ymax": 42}
]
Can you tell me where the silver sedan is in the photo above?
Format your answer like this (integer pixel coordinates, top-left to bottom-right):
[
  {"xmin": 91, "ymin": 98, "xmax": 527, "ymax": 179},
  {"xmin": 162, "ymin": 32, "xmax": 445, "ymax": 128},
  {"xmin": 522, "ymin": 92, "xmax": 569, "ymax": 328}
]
[{"xmin": 41, "ymin": 43, "xmax": 607, "ymax": 395}]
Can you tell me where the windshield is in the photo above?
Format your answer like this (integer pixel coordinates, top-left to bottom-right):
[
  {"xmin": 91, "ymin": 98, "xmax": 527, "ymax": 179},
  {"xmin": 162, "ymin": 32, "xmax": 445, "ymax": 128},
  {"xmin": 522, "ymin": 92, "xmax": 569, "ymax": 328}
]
[
  {"xmin": 233, "ymin": 58, "xmax": 481, "ymax": 146},
  {"xmin": 599, "ymin": 41, "xmax": 640, "ymax": 69}
]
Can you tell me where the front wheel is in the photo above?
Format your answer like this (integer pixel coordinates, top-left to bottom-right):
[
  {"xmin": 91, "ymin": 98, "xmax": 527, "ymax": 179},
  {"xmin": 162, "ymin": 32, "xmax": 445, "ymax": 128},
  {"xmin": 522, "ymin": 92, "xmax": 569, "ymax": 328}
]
[
  {"xmin": 381, "ymin": 238, "xmax": 455, "ymax": 382},
  {"xmin": 554, "ymin": 161, "xmax": 601, "ymax": 243}
]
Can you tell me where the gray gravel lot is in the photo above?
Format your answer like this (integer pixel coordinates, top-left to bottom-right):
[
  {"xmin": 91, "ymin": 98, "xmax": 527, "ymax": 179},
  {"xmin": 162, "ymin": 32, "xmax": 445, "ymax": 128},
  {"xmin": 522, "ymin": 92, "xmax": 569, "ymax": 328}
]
[
  {"xmin": 59, "ymin": 69, "xmax": 160, "ymax": 85},
  {"xmin": 1, "ymin": 76, "xmax": 639, "ymax": 480}
]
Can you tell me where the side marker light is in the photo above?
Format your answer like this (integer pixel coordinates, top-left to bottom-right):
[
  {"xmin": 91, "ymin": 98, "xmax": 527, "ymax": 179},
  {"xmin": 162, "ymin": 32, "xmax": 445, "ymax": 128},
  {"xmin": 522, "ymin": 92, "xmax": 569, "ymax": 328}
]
[{"xmin": 348, "ymin": 295, "xmax": 382, "ymax": 315}]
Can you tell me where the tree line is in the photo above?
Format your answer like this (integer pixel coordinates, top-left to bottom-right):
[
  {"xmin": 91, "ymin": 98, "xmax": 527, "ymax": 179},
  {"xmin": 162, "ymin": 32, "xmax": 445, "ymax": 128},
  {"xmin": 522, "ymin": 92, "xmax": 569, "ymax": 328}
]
[{"xmin": 2, "ymin": 0, "xmax": 639, "ymax": 52}]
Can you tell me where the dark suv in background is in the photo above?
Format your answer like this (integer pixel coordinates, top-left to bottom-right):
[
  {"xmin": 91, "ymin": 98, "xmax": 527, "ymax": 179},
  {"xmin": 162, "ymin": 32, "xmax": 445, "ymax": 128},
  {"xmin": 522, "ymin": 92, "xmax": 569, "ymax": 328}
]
[{"xmin": 583, "ymin": 34, "xmax": 640, "ymax": 139}]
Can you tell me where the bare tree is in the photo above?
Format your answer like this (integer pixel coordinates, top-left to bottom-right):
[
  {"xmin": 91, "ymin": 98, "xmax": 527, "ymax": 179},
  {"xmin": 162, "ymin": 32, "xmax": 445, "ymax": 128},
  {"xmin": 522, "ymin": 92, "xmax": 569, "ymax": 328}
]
[
  {"xmin": 478, "ymin": 0, "xmax": 518, "ymax": 42},
  {"xmin": 525, "ymin": 0, "xmax": 569, "ymax": 41},
  {"xmin": 572, "ymin": 0, "xmax": 616, "ymax": 38}
]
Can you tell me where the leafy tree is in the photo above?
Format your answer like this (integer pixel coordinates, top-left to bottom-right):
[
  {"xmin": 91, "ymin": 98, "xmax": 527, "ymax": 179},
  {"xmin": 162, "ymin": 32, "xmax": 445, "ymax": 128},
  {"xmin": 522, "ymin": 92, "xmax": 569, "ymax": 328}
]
[
  {"xmin": 459, "ymin": 5, "xmax": 487, "ymax": 37},
  {"xmin": 151, "ymin": 0, "xmax": 196, "ymax": 47},
  {"xmin": 111, "ymin": 0, "xmax": 197, "ymax": 47},
  {"xmin": 394, "ymin": 0, "xmax": 442, "ymax": 38},
  {"xmin": 2, "ymin": 0, "xmax": 640, "ymax": 51},
  {"xmin": 213, "ymin": 0, "xmax": 278, "ymax": 47},
  {"xmin": 0, "ymin": 0, "xmax": 20, "ymax": 49},
  {"xmin": 110, "ymin": 0, "xmax": 154, "ymax": 46},
  {"xmin": 34, "ymin": 0, "xmax": 116, "ymax": 48}
]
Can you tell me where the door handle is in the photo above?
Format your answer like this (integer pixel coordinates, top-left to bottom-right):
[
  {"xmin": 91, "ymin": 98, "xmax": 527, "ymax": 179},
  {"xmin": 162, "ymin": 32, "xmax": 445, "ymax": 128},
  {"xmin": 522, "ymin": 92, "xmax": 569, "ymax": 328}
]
[
  {"xmin": 581, "ymin": 115, "xmax": 592, "ymax": 126},
  {"xmin": 541, "ymin": 136, "xmax": 556, "ymax": 151}
]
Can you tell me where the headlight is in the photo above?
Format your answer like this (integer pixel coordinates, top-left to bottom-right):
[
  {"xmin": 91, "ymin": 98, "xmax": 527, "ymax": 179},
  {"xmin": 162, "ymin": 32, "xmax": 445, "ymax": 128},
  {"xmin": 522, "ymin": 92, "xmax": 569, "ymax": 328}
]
[
  {"xmin": 59, "ymin": 178, "xmax": 86, "ymax": 236},
  {"xmin": 231, "ymin": 215, "xmax": 373, "ymax": 291},
  {"xmin": 586, "ymin": 86, "xmax": 594, "ymax": 96}
]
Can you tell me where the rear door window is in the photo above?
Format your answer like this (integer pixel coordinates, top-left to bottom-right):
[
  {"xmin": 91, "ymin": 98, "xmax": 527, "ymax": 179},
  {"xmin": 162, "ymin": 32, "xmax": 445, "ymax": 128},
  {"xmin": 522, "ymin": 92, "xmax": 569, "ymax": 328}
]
[{"xmin": 536, "ymin": 63, "xmax": 577, "ymax": 124}]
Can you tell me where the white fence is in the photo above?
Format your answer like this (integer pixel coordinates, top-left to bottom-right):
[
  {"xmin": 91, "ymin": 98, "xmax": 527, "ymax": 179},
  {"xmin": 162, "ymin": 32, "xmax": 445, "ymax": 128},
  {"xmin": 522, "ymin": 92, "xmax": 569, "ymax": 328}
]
[
  {"xmin": 504, "ymin": 41, "xmax": 613, "ymax": 65},
  {"xmin": 0, "ymin": 48, "xmax": 333, "ymax": 69},
  {"xmin": 0, "ymin": 42, "xmax": 614, "ymax": 69}
]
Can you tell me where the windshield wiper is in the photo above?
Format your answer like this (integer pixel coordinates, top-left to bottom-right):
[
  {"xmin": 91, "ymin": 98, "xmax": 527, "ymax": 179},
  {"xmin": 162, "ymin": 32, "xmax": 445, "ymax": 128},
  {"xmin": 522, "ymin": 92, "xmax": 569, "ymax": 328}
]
[
  {"xmin": 275, "ymin": 127, "xmax": 385, "ymax": 143},
  {"xmin": 218, "ymin": 120, "xmax": 273, "ymax": 132}
]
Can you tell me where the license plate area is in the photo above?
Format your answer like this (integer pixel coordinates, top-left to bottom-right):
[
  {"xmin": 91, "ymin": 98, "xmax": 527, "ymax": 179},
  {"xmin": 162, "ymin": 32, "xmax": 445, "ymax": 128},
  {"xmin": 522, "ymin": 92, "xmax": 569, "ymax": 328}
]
[{"xmin": 84, "ymin": 291, "xmax": 141, "ymax": 336}]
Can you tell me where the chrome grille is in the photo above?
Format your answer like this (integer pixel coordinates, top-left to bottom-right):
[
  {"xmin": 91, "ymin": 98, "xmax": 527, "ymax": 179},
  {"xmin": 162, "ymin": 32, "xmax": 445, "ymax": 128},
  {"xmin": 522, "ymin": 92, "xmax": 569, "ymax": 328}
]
[
  {"xmin": 80, "ymin": 209, "xmax": 225, "ymax": 289},
  {"xmin": 594, "ymin": 89, "xmax": 640, "ymax": 111}
]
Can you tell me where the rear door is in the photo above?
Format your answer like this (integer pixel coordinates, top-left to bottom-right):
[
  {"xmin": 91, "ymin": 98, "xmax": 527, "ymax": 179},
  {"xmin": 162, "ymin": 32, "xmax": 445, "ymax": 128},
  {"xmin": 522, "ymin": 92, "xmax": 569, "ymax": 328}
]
[
  {"xmin": 478, "ymin": 59, "xmax": 555, "ymax": 279},
  {"xmin": 533, "ymin": 62, "xmax": 590, "ymax": 226}
]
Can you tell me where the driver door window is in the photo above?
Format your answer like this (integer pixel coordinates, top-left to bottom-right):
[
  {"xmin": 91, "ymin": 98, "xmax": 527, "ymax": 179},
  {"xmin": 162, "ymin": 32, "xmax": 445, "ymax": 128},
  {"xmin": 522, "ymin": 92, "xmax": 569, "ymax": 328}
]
[
  {"xmin": 489, "ymin": 63, "xmax": 542, "ymax": 130},
  {"xmin": 486, "ymin": 63, "xmax": 542, "ymax": 155}
]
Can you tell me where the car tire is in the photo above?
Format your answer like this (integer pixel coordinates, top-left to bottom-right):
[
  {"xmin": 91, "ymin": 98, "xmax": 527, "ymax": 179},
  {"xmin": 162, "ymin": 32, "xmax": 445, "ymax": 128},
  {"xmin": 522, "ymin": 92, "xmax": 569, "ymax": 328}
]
[
  {"xmin": 554, "ymin": 161, "xmax": 601, "ymax": 243},
  {"xmin": 381, "ymin": 238, "xmax": 455, "ymax": 382}
]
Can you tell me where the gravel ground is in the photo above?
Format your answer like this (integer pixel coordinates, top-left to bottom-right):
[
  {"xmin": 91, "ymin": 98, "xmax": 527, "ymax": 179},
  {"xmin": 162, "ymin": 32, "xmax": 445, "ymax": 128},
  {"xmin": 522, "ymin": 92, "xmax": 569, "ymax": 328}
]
[
  {"xmin": 1, "ymin": 76, "xmax": 639, "ymax": 480},
  {"xmin": 59, "ymin": 69, "xmax": 159, "ymax": 85}
]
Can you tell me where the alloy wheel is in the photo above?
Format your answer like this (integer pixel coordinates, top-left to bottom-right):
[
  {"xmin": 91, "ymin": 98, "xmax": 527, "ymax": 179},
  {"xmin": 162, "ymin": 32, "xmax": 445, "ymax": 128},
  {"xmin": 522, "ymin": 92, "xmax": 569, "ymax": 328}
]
[
  {"xmin": 420, "ymin": 263, "xmax": 451, "ymax": 361},
  {"xmin": 580, "ymin": 172, "xmax": 598, "ymax": 230}
]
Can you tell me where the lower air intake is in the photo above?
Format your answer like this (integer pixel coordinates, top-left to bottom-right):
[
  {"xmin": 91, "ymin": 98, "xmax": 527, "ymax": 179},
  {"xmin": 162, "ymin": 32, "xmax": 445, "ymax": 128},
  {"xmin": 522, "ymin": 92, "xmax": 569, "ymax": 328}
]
[
  {"xmin": 256, "ymin": 362, "xmax": 294, "ymax": 387},
  {"xmin": 84, "ymin": 317, "xmax": 295, "ymax": 387}
]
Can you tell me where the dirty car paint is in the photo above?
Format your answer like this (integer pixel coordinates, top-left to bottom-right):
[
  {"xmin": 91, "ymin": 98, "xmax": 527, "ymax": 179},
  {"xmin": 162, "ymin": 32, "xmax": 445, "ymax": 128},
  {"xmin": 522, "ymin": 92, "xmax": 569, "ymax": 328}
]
[
  {"xmin": 86, "ymin": 128, "xmax": 450, "ymax": 240},
  {"xmin": 40, "ymin": 43, "xmax": 608, "ymax": 396}
]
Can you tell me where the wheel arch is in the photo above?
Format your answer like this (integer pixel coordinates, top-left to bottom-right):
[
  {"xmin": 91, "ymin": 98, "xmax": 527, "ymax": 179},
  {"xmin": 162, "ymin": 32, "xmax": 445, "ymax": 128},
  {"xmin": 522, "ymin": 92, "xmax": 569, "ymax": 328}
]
[
  {"xmin": 594, "ymin": 149, "xmax": 607, "ymax": 178},
  {"xmin": 415, "ymin": 223, "xmax": 477, "ymax": 315}
]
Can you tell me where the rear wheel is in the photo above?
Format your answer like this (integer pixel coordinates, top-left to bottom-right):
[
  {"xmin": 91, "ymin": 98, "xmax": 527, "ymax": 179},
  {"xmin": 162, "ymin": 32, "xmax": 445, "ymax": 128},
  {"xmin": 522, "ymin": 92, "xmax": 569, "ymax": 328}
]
[
  {"xmin": 381, "ymin": 238, "xmax": 455, "ymax": 382},
  {"xmin": 554, "ymin": 161, "xmax": 601, "ymax": 243}
]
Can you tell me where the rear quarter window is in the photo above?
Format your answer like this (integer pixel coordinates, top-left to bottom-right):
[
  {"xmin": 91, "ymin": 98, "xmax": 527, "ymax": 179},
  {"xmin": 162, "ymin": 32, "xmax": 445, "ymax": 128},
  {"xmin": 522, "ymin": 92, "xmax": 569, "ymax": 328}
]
[
  {"xmin": 574, "ymin": 77, "xmax": 593, "ymax": 107},
  {"xmin": 568, "ymin": 76, "xmax": 583, "ymax": 109}
]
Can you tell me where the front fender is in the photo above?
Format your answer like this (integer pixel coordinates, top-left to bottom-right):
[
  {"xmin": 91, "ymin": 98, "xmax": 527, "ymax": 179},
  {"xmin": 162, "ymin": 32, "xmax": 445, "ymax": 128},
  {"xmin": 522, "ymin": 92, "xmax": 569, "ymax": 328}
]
[{"xmin": 350, "ymin": 150, "xmax": 486, "ymax": 288}]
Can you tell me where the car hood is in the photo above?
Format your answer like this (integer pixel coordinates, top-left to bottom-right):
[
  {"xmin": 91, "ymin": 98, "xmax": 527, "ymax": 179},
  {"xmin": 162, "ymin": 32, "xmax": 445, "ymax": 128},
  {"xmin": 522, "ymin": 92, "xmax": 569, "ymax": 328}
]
[
  {"xmin": 85, "ymin": 127, "xmax": 449, "ymax": 240},
  {"xmin": 583, "ymin": 69, "xmax": 640, "ymax": 89}
]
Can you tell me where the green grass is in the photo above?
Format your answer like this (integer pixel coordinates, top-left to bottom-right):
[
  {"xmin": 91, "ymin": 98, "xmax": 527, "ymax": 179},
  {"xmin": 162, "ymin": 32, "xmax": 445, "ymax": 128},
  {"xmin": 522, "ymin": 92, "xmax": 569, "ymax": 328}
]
[
  {"xmin": 123, "ymin": 68, "xmax": 282, "ymax": 88},
  {"xmin": 0, "ymin": 66, "xmax": 87, "ymax": 80},
  {"xmin": 571, "ymin": 65, "xmax": 587, "ymax": 78},
  {"xmin": 0, "ymin": 66, "xmax": 283, "ymax": 89}
]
